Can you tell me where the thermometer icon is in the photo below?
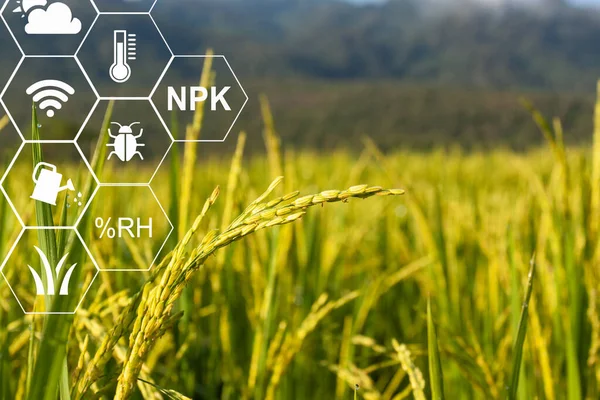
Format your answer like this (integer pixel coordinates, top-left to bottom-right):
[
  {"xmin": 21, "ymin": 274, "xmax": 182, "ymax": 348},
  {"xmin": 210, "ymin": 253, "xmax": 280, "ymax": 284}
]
[{"xmin": 109, "ymin": 30, "xmax": 136, "ymax": 83}]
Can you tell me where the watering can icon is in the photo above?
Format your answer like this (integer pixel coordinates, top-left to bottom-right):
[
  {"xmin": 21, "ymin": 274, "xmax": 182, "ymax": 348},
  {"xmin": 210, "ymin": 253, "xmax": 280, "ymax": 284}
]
[{"xmin": 30, "ymin": 162, "xmax": 75, "ymax": 206}]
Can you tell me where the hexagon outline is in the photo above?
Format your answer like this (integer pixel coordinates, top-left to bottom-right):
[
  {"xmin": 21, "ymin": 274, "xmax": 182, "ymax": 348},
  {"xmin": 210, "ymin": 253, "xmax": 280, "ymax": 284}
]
[
  {"xmin": 151, "ymin": 98, "xmax": 174, "ymax": 141},
  {"xmin": 75, "ymin": 48, "xmax": 100, "ymax": 99},
  {"xmin": 84, "ymin": 184, "xmax": 173, "ymax": 272},
  {"xmin": 90, "ymin": 0, "xmax": 152, "ymax": 15},
  {"xmin": 0, "ymin": 1, "xmax": 25, "ymax": 57},
  {"xmin": 24, "ymin": 55, "xmax": 79, "ymax": 59},
  {"xmin": 0, "ymin": 55, "xmax": 22, "ymax": 98},
  {"xmin": 73, "ymin": 96, "xmax": 100, "ymax": 143},
  {"xmin": 74, "ymin": 12, "xmax": 99, "ymax": 56},
  {"xmin": 0, "ymin": 227, "xmax": 100, "ymax": 315},
  {"xmin": 221, "ymin": 55, "xmax": 249, "ymax": 142},
  {"xmin": 147, "ymin": 184, "xmax": 173, "ymax": 272},
  {"xmin": 148, "ymin": 92, "xmax": 175, "ymax": 184},
  {"xmin": 0, "ymin": 54, "xmax": 24, "ymax": 99},
  {"xmin": 77, "ymin": 13, "xmax": 173, "ymax": 100},
  {"xmin": 2, "ymin": 55, "xmax": 100, "ymax": 142},
  {"xmin": 89, "ymin": 0, "xmax": 100, "ymax": 14},
  {"xmin": 148, "ymin": 139, "xmax": 173, "ymax": 185},
  {"xmin": 149, "ymin": 13, "xmax": 173, "ymax": 56},
  {"xmin": 0, "ymin": 139, "xmax": 24, "ymax": 185},
  {"xmin": 72, "ymin": 183, "xmax": 99, "ymax": 229},
  {"xmin": 1, "ymin": 142, "xmax": 100, "ymax": 228},
  {"xmin": 0, "ymin": 225, "xmax": 24, "ymax": 270},
  {"xmin": 98, "ymin": 182, "xmax": 147, "ymax": 187},
  {"xmin": 0, "ymin": 184, "xmax": 24, "ymax": 228},
  {"xmin": 74, "ymin": 99, "xmax": 174, "ymax": 185},
  {"xmin": 97, "ymin": 12, "xmax": 151, "ymax": 15},
  {"xmin": 73, "ymin": 48, "xmax": 103, "ymax": 142},
  {"xmin": 1, "ymin": 0, "xmax": 99, "ymax": 57},
  {"xmin": 0, "ymin": 141, "xmax": 26, "ymax": 228},
  {"xmin": 71, "ymin": 148, "xmax": 100, "ymax": 229},
  {"xmin": 72, "ymin": 96, "xmax": 101, "ymax": 144},
  {"xmin": 150, "ymin": 55, "xmax": 249, "ymax": 143},
  {"xmin": 0, "ymin": 56, "xmax": 25, "ymax": 141}
]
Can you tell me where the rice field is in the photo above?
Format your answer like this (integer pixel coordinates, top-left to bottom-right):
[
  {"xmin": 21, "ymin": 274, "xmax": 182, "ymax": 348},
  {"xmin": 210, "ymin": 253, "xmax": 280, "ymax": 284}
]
[{"xmin": 0, "ymin": 79, "xmax": 599, "ymax": 399}]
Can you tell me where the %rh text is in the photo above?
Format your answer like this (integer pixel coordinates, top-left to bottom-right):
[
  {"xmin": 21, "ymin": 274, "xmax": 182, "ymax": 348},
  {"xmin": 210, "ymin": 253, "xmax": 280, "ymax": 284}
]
[{"xmin": 95, "ymin": 217, "xmax": 153, "ymax": 239}]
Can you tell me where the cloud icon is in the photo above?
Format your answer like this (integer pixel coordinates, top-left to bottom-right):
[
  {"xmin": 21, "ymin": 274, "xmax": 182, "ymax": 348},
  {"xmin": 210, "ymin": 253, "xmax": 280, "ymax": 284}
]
[{"xmin": 24, "ymin": 2, "xmax": 82, "ymax": 35}]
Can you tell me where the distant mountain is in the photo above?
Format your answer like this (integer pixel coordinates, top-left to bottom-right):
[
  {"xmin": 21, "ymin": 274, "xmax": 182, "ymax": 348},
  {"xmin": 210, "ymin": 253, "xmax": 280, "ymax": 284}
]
[
  {"xmin": 149, "ymin": 0, "xmax": 600, "ymax": 92},
  {"xmin": 3, "ymin": 0, "xmax": 599, "ymax": 151}
]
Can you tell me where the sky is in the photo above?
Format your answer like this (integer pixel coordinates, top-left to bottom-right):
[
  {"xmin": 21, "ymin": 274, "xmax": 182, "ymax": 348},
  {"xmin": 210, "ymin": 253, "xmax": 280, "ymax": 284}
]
[
  {"xmin": 570, "ymin": 0, "xmax": 600, "ymax": 5},
  {"xmin": 349, "ymin": 0, "xmax": 600, "ymax": 6}
]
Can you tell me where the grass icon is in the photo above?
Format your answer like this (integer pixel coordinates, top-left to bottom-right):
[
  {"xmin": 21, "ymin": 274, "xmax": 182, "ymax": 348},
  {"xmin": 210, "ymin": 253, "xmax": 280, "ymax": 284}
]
[{"xmin": 28, "ymin": 246, "xmax": 77, "ymax": 296}]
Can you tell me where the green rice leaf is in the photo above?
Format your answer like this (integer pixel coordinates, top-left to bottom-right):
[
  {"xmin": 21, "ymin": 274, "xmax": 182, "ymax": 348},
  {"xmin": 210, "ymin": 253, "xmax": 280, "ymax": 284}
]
[
  {"xmin": 28, "ymin": 101, "xmax": 113, "ymax": 400},
  {"xmin": 506, "ymin": 255, "xmax": 536, "ymax": 400},
  {"xmin": 28, "ymin": 103, "xmax": 64, "ymax": 400},
  {"xmin": 428, "ymin": 299, "xmax": 445, "ymax": 400}
]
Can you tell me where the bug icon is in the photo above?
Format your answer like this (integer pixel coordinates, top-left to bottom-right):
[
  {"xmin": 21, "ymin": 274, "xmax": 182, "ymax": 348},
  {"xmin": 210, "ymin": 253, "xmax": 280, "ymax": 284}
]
[{"xmin": 107, "ymin": 122, "xmax": 145, "ymax": 162}]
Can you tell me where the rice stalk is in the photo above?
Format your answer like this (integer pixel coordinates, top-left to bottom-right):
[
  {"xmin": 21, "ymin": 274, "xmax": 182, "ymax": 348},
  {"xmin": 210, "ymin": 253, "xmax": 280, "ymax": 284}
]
[
  {"xmin": 178, "ymin": 50, "xmax": 214, "ymax": 238},
  {"xmin": 260, "ymin": 94, "xmax": 282, "ymax": 179},
  {"xmin": 391, "ymin": 339, "xmax": 426, "ymax": 400},
  {"xmin": 265, "ymin": 292, "xmax": 360, "ymax": 400},
  {"xmin": 104, "ymin": 181, "xmax": 402, "ymax": 399}
]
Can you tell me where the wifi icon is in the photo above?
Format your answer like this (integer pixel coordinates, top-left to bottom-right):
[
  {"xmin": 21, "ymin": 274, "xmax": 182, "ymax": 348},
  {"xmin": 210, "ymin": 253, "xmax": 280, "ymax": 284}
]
[{"xmin": 26, "ymin": 80, "xmax": 76, "ymax": 118}]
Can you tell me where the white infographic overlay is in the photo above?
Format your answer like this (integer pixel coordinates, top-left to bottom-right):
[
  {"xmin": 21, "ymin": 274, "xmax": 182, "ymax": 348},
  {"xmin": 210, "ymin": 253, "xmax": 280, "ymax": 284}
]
[
  {"xmin": 109, "ymin": 30, "xmax": 135, "ymax": 84},
  {"xmin": 95, "ymin": 0, "xmax": 155, "ymax": 13},
  {"xmin": 77, "ymin": 13, "xmax": 172, "ymax": 99},
  {"xmin": 0, "ymin": 228, "xmax": 100, "ymax": 314},
  {"xmin": 77, "ymin": 99, "xmax": 173, "ymax": 185},
  {"xmin": 78, "ymin": 185, "xmax": 173, "ymax": 272},
  {"xmin": 151, "ymin": 55, "xmax": 248, "ymax": 142},
  {"xmin": 1, "ymin": 56, "xmax": 98, "ymax": 141},
  {"xmin": 0, "ymin": 0, "xmax": 248, "ymax": 313},
  {"xmin": 1, "ymin": 142, "xmax": 99, "ymax": 228},
  {"xmin": 0, "ymin": 122, "xmax": 24, "ymax": 249},
  {"xmin": 1, "ymin": 0, "xmax": 97, "ymax": 56}
]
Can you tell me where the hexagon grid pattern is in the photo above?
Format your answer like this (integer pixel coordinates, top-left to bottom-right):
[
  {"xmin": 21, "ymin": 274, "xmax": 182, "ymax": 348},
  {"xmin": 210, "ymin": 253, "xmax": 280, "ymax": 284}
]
[{"xmin": 0, "ymin": 0, "xmax": 247, "ymax": 314}]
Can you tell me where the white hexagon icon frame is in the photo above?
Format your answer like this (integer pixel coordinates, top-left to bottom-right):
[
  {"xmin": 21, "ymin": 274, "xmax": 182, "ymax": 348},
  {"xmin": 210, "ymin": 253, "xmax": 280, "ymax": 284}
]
[
  {"xmin": 150, "ymin": 55, "xmax": 248, "ymax": 143},
  {"xmin": 76, "ymin": 13, "xmax": 172, "ymax": 100},
  {"xmin": 0, "ymin": 56, "xmax": 100, "ymax": 142},
  {"xmin": 0, "ymin": 227, "xmax": 100, "ymax": 315},
  {"xmin": 78, "ymin": 185, "xmax": 173, "ymax": 272},
  {"xmin": 0, "ymin": 141, "xmax": 100, "ymax": 228},
  {"xmin": 76, "ymin": 99, "xmax": 174, "ymax": 185},
  {"xmin": 1, "ymin": 0, "xmax": 99, "ymax": 57}
]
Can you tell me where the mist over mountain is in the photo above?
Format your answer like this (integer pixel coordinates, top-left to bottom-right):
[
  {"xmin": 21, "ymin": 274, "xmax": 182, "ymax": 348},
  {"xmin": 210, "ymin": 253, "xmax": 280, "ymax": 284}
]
[
  {"xmin": 359, "ymin": 0, "xmax": 569, "ymax": 12},
  {"xmin": 412, "ymin": 0, "xmax": 563, "ymax": 10},
  {"xmin": 149, "ymin": 0, "xmax": 600, "ymax": 91}
]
